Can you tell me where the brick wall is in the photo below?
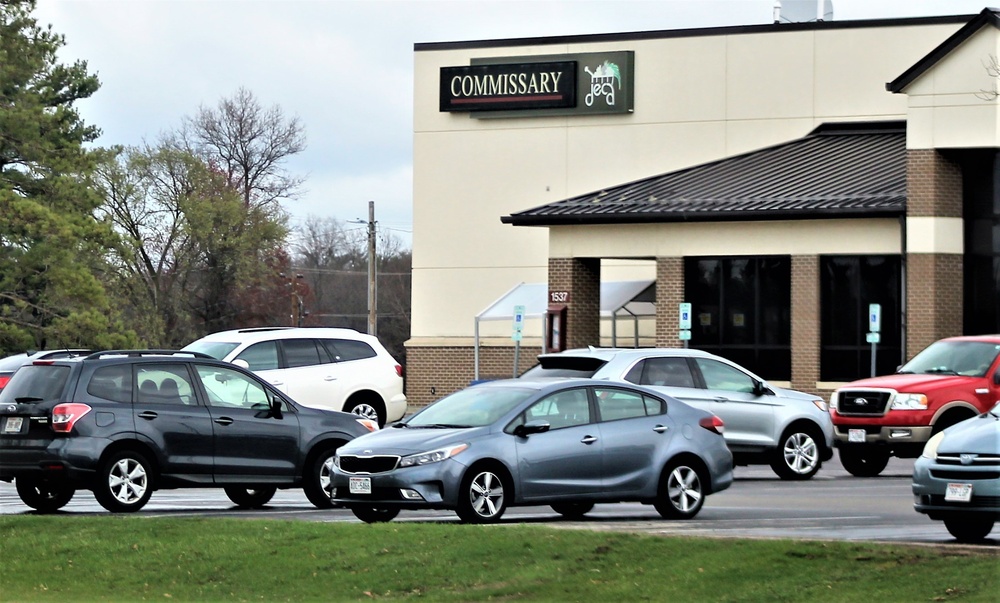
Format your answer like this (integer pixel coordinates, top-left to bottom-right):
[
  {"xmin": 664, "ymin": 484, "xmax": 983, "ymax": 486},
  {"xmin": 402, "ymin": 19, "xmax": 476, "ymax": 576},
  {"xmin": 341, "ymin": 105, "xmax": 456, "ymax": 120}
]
[
  {"xmin": 405, "ymin": 345, "xmax": 540, "ymax": 410},
  {"xmin": 548, "ymin": 257, "xmax": 600, "ymax": 349},
  {"xmin": 655, "ymin": 257, "xmax": 684, "ymax": 346},
  {"xmin": 907, "ymin": 149, "xmax": 962, "ymax": 217},
  {"xmin": 905, "ymin": 254, "xmax": 963, "ymax": 358},
  {"xmin": 790, "ymin": 255, "xmax": 821, "ymax": 393},
  {"xmin": 905, "ymin": 148, "xmax": 964, "ymax": 358}
]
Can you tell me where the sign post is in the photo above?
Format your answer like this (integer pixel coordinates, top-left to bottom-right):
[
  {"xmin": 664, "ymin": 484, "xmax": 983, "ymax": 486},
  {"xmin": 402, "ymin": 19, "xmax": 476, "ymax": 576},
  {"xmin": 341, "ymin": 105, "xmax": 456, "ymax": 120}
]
[
  {"xmin": 679, "ymin": 303, "xmax": 692, "ymax": 349},
  {"xmin": 867, "ymin": 303, "xmax": 881, "ymax": 377},
  {"xmin": 512, "ymin": 305, "xmax": 525, "ymax": 378}
]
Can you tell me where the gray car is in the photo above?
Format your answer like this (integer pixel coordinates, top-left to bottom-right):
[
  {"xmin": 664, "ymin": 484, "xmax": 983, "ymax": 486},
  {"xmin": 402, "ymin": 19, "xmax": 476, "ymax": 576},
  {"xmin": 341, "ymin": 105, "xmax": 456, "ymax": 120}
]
[
  {"xmin": 520, "ymin": 348, "xmax": 834, "ymax": 480},
  {"xmin": 332, "ymin": 379, "xmax": 733, "ymax": 523},
  {"xmin": 912, "ymin": 401, "xmax": 1000, "ymax": 543}
]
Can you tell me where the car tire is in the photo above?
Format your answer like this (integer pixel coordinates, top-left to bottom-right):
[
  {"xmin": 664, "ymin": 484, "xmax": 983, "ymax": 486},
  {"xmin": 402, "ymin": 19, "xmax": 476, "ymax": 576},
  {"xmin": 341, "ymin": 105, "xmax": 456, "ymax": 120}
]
[
  {"xmin": 838, "ymin": 446, "xmax": 890, "ymax": 477},
  {"xmin": 456, "ymin": 465, "xmax": 510, "ymax": 524},
  {"xmin": 770, "ymin": 426, "xmax": 823, "ymax": 480},
  {"xmin": 551, "ymin": 502, "xmax": 594, "ymax": 519},
  {"xmin": 943, "ymin": 517, "xmax": 994, "ymax": 543},
  {"xmin": 15, "ymin": 478, "xmax": 75, "ymax": 513},
  {"xmin": 93, "ymin": 449, "xmax": 153, "ymax": 513},
  {"xmin": 351, "ymin": 506, "xmax": 400, "ymax": 523},
  {"xmin": 344, "ymin": 396, "xmax": 386, "ymax": 427},
  {"xmin": 654, "ymin": 460, "xmax": 705, "ymax": 520},
  {"xmin": 224, "ymin": 486, "xmax": 277, "ymax": 508},
  {"xmin": 303, "ymin": 447, "xmax": 338, "ymax": 509}
]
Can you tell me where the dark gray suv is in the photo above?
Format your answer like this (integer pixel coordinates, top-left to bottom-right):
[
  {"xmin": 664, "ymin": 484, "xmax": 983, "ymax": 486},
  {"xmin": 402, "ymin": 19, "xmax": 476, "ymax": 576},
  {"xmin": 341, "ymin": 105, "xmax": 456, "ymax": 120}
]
[{"xmin": 0, "ymin": 350, "xmax": 377, "ymax": 513}]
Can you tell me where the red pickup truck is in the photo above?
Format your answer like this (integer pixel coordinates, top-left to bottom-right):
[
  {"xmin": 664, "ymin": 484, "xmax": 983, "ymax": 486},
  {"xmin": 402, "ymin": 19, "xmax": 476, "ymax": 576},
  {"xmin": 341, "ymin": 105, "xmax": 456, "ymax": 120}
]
[{"xmin": 830, "ymin": 335, "xmax": 1000, "ymax": 477}]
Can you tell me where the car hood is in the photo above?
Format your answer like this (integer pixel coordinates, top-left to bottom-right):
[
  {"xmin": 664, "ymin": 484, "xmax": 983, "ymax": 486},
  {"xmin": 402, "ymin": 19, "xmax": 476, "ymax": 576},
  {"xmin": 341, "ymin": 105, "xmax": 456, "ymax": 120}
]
[
  {"xmin": 840, "ymin": 373, "xmax": 978, "ymax": 392},
  {"xmin": 340, "ymin": 425, "xmax": 487, "ymax": 455},
  {"xmin": 939, "ymin": 413, "xmax": 1000, "ymax": 454},
  {"xmin": 768, "ymin": 385, "xmax": 821, "ymax": 402}
]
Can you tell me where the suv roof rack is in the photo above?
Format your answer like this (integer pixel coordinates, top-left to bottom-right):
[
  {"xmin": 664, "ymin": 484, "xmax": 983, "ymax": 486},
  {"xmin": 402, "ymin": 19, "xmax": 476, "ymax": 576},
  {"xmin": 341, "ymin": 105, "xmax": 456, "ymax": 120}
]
[{"xmin": 84, "ymin": 350, "xmax": 214, "ymax": 360}]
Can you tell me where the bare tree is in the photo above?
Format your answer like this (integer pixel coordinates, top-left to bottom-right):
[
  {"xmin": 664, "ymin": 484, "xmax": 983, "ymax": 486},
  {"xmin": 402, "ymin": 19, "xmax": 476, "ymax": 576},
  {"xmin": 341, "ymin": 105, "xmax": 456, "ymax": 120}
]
[
  {"xmin": 181, "ymin": 87, "xmax": 306, "ymax": 211},
  {"xmin": 978, "ymin": 55, "xmax": 1000, "ymax": 101}
]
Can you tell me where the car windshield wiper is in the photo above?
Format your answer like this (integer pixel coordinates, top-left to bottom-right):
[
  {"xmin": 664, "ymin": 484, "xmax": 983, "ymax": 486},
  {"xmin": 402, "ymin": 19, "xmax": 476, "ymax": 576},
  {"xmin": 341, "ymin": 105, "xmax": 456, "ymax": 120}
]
[
  {"xmin": 416, "ymin": 423, "xmax": 474, "ymax": 429},
  {"xmin": 923, "ymin": 368, "xmax": 958, "ymax": 375},
  {"xmin": 391, "ymin": 422, "xmax": 409, "ymax": 428},
  {"xmin": 896, "ymin": 370, "xmax": 914, "ymax": 374},
  {"xmin": 14, "ymin": 397, "xmax": 43, "ymax": 403}
]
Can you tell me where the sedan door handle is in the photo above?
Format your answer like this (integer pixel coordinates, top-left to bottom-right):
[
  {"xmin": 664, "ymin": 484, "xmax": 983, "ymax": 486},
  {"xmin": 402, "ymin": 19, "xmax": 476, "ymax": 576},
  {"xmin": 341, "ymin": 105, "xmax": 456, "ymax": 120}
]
[
  {"xmin": 214, "ymin": 417, "xmax": 234, "ymax": 426},
  {"xmin": 653, "ymin": 425, "xmax": 669, "ymax": 433},
  {"xmin": 580, "ymin": 435, "xmax": 598, "ymax": 445},
  {"xmin": 324, "ymin": 376, "xmax": 338, "ymax": 381},
  {"xmin": 137, "ymin": 411, "xmax": 158, "ymax": 420},
  {"xmin": 714, "ymin": 397, "xmax": 730, "ymax": 403}
]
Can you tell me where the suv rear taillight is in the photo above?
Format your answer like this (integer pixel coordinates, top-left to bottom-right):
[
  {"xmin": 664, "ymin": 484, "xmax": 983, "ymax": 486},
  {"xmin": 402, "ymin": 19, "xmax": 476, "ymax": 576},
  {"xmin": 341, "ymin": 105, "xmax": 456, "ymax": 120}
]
[
  {"xmin": 699, "ymin": 415, "xmax": 725, "ymax": 435},
  {"xmin": 0, "ymin": 375, "xmax": 10, "ymax": 390},
  {"xmin": 395, "ymin": 364, "xmax": 404, "ymax": 378},
  {"xmin": 51, "ymin": 403, "xmax": 92, "ymax": 433}
]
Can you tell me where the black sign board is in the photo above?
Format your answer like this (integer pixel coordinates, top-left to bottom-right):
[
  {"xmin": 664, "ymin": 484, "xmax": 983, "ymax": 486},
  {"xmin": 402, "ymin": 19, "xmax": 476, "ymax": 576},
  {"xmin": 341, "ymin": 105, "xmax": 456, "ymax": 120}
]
[{"xmin": 440, "ymin": 61, "xmax": 577, "ymax": 112}]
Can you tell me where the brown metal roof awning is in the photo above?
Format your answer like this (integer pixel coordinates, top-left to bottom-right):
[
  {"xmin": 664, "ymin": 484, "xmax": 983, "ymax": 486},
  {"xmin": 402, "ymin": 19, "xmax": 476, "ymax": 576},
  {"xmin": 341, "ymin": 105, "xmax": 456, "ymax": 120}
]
[{"xmin": 502, "ymin": 121, "xmax": 906, "ymax": 227}]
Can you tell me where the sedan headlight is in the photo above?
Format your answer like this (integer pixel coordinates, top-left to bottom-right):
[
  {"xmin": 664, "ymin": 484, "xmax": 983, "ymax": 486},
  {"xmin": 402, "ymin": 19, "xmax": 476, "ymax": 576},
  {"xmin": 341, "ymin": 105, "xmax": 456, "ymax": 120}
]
[
  {"xmin": 398, "ymin": 443, "xmax": 469, "ymax": 467},
  {"xmin": 921, "ymin": 431, "xmax": 945, "ymax": 460},
  {"xmin": 890, "ymin": 393, "xmax": 928, "ymax": 410}
]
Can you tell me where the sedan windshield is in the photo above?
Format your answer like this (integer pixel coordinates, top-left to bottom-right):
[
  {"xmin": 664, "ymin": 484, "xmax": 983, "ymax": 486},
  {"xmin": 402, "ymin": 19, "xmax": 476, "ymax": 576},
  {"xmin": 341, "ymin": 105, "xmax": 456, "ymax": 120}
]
[
  {"xmin": 900, "ymin": 341, "xmax": 1000, "ymax": 377},
  {"xmin": 407, "ymin": 386, "xmax": 536, "ymax": 428}
]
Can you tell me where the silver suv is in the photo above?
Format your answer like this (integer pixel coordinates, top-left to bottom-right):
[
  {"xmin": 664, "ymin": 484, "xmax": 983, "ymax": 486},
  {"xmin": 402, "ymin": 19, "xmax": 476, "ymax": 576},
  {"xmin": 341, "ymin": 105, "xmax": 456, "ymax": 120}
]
[
  {"xmin": 521, "ymin": 348, "xmax": 834, "ymax": 480},
  {"xmin": 183, "ymin": 327, "xmax": 406, "ymax": 426}
]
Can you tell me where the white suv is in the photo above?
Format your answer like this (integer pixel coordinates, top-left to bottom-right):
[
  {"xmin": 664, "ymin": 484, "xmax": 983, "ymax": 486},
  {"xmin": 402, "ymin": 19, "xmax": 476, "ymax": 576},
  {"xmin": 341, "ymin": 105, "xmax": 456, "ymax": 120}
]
[{"xmin": 183, "ymin": 327, "xmax": 406, "ymax": 426}]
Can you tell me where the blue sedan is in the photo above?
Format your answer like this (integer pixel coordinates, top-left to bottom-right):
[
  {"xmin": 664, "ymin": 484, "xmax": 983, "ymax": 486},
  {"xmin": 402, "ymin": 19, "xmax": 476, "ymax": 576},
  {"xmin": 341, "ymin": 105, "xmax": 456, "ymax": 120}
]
[
  {"xmin": 333, "ymin": 379, "xmax": 733, "ymax": 523},
  {"xmin": 912, "ymin": 401, "xmax": 1000, "ymax": 542}
]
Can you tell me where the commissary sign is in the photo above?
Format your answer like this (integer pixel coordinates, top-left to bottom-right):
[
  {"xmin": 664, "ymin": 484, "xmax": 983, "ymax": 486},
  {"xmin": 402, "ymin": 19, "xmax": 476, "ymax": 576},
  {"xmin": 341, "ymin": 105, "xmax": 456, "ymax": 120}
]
[
  {"xmin": 440, "ymin": 51, "xmax": 633, "ymax": 117},
  {"xmin": 440, "ymin": 61, "xmax": 576, "ymax": 112}
]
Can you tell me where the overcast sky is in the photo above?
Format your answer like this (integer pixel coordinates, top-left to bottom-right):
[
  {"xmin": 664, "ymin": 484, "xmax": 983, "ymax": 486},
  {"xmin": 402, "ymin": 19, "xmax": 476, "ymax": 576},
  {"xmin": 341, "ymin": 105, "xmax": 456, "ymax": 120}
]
[{"xmin": 33, "ymin": 0, "xmax": 991, "ymax": 248}]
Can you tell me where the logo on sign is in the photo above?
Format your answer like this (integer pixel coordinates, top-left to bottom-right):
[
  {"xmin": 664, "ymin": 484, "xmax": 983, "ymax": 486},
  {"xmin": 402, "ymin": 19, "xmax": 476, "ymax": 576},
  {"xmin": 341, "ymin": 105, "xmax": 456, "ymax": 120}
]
[{"xmin": 584, "ymin": 61, "xmax": 621, "ymax": 107}]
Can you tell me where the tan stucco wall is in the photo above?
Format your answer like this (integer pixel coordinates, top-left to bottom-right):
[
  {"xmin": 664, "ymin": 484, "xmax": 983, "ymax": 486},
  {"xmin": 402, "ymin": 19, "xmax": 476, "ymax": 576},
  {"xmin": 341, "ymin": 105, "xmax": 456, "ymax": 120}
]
[
  {"xmin": 410, "ymin": 20, "xmax": 967, "ymax": 344},
  {"xmin": 904, "ymin": 25, "xmax": 1000, "ymax": 149}
]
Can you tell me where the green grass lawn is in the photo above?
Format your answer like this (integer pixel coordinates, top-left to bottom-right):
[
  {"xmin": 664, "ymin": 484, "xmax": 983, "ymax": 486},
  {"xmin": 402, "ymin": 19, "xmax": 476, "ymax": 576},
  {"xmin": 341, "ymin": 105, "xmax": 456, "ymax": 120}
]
[{"xmin": 1, "ymin": 516, "xmax": 997, "ymax": 602}]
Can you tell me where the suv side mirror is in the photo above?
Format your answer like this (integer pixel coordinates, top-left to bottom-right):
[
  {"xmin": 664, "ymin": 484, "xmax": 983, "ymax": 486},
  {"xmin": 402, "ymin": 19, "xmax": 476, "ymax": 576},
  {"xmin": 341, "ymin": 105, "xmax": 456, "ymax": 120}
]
[
  {"xmin": 269, "ymin": 394, "xmax": 283, "ymax": 418},
  {"xmin": 753, "ymin": 381, "xmax": 774, "ymax": 397},
  {"xmin": 513, "ymin": 419, "xmax": 550, "ymax": 437},
  {"xmin": 232, "ymin": 359, "xmax": 250, "ymax": 370}
]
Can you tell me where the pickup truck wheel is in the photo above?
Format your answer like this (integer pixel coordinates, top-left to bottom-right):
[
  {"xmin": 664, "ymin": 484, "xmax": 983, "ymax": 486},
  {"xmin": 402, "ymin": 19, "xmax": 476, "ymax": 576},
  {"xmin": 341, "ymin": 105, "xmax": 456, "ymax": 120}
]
[
  {"xmin": 943, "ymin": 517, "xmax": 994, "ymax": 542},
  {"xmin": 770, "ymin": 427, "xmax": 822, "ymax": 480},
  {"xmin": 838, "ymin": 447, "xmax": 890, "ymax": 477}
]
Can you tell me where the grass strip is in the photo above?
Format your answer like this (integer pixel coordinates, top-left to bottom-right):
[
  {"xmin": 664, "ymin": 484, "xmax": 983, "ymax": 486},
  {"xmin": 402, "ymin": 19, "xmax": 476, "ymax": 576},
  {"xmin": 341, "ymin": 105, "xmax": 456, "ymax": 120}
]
[{"xmin": 0, "ymin": 516, "xmax": 997, "ymax": 602}]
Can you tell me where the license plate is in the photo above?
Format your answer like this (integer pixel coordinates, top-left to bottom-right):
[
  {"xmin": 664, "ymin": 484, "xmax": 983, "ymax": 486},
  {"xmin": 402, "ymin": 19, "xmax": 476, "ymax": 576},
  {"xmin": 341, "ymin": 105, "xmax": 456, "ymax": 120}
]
[
  {"xmin": 945, "ymin": 483, "xmax": 973, "ymax": 503},
  {"xmin": 349, "ymin": 476, "xmax": 372, "ymax": 495},
  {"xmin": 848, "ymin": 429, "xmax": 866, "ymax": 443},
  {"xmin": 2, "ymin": 417, "xmax": 23, "ymax": 434}
]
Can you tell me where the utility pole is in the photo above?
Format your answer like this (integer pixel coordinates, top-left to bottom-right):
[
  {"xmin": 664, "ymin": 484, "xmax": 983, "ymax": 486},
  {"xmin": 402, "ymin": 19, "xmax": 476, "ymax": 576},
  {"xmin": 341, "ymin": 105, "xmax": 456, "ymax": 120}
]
[{"xmin": 367, "ymin": 201, "xmax": 377, "ymax": 336}]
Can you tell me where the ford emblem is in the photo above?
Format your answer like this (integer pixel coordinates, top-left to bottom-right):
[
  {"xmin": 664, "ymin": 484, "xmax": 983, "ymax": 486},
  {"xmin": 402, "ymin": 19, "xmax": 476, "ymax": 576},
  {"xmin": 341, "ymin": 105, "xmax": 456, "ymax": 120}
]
[{"xmin": 855, "ymin": 398, "xmax": 869, "ymax": 406}]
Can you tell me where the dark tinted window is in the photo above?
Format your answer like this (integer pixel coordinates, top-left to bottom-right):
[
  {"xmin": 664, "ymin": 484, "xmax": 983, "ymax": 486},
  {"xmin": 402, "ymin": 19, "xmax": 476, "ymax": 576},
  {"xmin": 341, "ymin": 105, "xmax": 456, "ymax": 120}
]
[
  {"xmin": 323, "ymin": 339, "xmax": 376, "ymax": 362},
  {"xmin": 0, "ymin": 365, "xmax": 71, "ymax": 403},
  {"xmin": 88, "ymin": 365, "xmax": 132, "ymax": 403},
  {"xmin": 820, "ymin": 255, "xmax": 902, "ymax": 380},
  {"xmin": 282, "ymin": 339, "xmax": 321, "ymax": 368},
  {"xmin": 235, "ymin": 341, "xmax": 279, "ymax": 371},
  {"xmin": 626, "ymin": 357, "xmax": 696, "ymax": 388},
  {"xmin": 685, "ymin": 256, "xmax": 791, "ymax": 379}
]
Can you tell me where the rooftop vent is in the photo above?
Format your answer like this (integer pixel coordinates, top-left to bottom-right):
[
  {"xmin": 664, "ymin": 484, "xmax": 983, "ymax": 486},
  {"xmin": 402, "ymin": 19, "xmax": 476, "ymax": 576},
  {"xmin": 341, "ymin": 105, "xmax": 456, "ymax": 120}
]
[{"xmin": 774, "ymin": 0, "xmax": 834, "ymax": 23}]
